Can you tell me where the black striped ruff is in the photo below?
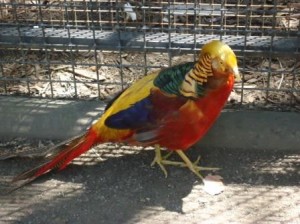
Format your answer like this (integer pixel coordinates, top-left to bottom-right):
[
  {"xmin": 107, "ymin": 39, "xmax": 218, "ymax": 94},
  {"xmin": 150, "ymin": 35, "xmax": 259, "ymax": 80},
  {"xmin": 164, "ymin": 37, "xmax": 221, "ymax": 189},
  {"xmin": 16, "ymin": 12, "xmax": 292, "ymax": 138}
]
[{"xmin": 180, "ymin": 53, "xmax": 213, "ymax": 98}]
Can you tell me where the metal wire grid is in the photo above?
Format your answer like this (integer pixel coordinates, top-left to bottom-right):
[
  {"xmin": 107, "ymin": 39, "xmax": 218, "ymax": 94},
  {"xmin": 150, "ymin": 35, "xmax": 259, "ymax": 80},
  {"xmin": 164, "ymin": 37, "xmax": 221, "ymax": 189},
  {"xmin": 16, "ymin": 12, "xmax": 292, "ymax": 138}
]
[
  {"xmin": 0, "ymin": 1, "xmax": 298, "ymax": 33},
  {"xmin": 0, "ymin": 0, "xmax": 299, "ymax": 108}
]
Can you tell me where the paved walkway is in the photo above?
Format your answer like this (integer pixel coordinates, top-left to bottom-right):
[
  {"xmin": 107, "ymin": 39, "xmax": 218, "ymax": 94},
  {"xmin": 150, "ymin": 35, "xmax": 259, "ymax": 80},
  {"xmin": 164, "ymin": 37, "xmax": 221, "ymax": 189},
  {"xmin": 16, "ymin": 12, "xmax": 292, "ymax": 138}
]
[{"xmin": 0, "ymin": 145, "xmax": 299, "ymax": 224}]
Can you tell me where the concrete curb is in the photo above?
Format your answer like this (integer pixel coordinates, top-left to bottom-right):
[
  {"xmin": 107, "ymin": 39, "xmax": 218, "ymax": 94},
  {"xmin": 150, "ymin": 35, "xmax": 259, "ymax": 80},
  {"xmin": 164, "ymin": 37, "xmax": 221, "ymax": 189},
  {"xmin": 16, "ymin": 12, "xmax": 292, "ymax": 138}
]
[{"xmin": 0, "ymin": 96, "xmax": 299, "ymax": 151}]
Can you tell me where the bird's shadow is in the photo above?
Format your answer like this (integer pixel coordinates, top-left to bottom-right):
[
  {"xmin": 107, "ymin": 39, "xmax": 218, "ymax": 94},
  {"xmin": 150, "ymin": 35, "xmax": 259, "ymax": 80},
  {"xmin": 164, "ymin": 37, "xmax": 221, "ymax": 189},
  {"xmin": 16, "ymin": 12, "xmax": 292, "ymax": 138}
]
[
  {"xmin": 0, "ymin": 145, "xmax": 198, "ymax": 223},
  {"xmin": 0, "ymin": 145, "xmax": 299, "ymax": 224}
]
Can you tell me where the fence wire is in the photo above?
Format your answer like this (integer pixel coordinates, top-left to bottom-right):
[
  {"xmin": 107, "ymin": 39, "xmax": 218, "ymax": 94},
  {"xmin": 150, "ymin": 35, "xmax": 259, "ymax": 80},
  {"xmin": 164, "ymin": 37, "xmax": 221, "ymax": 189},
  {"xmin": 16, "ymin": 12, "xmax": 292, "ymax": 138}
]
[{"xmin": 0, "ymin": 0, "xmax": 299, "ymax": 110}]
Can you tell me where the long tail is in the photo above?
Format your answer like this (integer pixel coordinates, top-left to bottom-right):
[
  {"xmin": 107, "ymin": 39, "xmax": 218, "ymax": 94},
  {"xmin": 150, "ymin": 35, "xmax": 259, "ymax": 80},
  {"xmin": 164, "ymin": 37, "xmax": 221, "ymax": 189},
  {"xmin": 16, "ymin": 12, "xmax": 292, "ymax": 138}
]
[{"xmin": 10, "ymin": 129, "xmax": 99, "ymax": 190}]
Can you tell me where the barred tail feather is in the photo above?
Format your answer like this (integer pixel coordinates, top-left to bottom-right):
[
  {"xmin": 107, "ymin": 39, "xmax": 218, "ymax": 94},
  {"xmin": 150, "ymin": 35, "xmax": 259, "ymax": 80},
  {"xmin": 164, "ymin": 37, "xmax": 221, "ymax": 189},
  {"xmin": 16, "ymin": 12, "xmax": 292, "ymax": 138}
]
[{"xmin": 11, "ymin": 129, "xmax": 98, "ymax": 188}]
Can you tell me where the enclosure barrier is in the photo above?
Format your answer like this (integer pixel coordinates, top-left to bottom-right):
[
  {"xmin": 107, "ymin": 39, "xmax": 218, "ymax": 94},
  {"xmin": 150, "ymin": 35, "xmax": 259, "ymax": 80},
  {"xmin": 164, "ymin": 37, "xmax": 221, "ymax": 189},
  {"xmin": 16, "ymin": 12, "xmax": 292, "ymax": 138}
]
[{"xmin": 0, "ymin": 0, "xmax": 299, "ymax": 109}]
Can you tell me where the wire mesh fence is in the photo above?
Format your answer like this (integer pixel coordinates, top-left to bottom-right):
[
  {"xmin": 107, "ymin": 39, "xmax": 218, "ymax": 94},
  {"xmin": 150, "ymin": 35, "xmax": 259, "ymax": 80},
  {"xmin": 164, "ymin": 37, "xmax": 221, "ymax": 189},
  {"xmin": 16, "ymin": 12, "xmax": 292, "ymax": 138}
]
[{"xmin": 0, "ymin": 0, "xmax": 299, "ymax": 110}]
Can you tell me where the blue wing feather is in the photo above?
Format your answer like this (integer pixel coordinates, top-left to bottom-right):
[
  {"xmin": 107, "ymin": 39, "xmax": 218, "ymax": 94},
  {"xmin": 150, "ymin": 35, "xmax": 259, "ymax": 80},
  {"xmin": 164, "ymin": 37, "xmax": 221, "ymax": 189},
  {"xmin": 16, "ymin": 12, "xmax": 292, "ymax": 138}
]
[{"xmin": 104, "ymin": 97, "xmax": 153, "ymax": 129}]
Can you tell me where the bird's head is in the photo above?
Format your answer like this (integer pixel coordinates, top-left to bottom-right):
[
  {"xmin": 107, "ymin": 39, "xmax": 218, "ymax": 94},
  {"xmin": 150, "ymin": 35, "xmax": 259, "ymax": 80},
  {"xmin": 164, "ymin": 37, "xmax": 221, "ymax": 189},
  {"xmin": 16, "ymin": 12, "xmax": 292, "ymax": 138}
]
[{"xmin": 200, "ymin": 40, "xmax": 241, "ymax": 82}]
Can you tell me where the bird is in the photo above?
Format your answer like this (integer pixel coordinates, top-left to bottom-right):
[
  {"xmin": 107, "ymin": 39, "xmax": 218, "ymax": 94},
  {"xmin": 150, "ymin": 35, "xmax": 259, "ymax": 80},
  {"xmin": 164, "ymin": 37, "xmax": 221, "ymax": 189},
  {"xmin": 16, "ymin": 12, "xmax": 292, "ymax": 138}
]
[{"xmin": 9, "ymin": 40, "xmax": 240, "ymax": 188}]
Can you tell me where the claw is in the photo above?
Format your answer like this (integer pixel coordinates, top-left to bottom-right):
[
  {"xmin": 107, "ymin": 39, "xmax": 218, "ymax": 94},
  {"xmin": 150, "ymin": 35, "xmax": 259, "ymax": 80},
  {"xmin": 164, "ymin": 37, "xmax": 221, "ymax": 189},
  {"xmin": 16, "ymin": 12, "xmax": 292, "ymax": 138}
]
[
  {"xmin": 151, "ymin": 146, "xmax": 186, "ymax": 177},
  {"xmin": 151, "ymin": 145, "xmax": 168, "ymax": 177},
  {"xmin": 175, "ymin": 150, "xmax": 204, "ymax": 179},
  {"xmin": 151, "ymin": 146, "xmax": 219, "ymax": 180},
  {"xmin": 175, "ymin": 150, "xmax": 220, "ymax": 180}
]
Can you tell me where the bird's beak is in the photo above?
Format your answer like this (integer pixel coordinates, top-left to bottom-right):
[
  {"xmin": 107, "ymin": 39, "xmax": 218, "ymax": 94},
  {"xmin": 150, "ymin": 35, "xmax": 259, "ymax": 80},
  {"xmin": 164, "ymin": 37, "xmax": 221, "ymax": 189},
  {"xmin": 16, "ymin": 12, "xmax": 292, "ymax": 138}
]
[{"xmin": 232, "ymin": 66, "xmax": 241, "ymax": 82}]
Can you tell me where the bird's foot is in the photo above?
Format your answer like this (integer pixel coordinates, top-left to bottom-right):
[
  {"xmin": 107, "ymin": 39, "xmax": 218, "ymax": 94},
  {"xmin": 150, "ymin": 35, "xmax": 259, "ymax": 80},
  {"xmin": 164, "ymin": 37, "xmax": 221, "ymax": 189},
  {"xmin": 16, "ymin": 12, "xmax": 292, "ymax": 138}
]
[
  {"xmin": 151, "ymin": 145, "xmax": 172, "ymax": 177},
  {"xmin": 175, "ymin": 150, "xmax": 219, "ymax": 180},
  {"xmin": 151, "ymin": 146, "xmax": 219, "ymax": 180},
  {"xmin": 151, "ymin": 146, "xmax": 185, "ymax": 177}
]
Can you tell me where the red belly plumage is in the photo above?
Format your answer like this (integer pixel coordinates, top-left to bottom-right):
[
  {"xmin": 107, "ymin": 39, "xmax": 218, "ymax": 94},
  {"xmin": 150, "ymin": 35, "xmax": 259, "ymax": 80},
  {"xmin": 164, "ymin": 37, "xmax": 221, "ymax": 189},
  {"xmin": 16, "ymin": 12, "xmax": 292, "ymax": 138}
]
[{"xmin": 155, "ymin": 79, "xmax": 233, "ymax": 150}]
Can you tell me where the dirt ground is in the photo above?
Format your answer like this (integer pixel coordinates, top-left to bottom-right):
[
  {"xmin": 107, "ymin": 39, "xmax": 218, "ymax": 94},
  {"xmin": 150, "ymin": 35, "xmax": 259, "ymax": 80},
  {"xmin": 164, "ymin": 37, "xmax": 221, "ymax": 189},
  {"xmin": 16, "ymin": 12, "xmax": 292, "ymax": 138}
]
[{"xmin": 0, "ymin": 139, "xmax": 299, "ymax": 224}]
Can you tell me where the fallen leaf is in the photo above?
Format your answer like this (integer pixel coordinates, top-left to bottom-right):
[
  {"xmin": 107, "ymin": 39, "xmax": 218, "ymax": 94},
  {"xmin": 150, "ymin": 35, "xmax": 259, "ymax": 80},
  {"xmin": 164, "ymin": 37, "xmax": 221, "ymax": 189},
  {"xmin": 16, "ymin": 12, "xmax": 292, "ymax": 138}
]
[{"xmin": 202, "ymin": 174, "xmax": 225, "ymax": 195}]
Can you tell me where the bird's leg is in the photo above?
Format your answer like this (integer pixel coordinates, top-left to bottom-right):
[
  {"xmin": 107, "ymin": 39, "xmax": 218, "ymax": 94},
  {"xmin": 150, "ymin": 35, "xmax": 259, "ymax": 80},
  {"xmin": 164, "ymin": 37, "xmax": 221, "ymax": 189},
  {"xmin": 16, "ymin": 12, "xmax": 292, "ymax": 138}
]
[
  {"xmin": 151, "ymin": 145, "xmax": 189, "ymax": 177},
  {"xmin": 175, "ymin": 150, "xmax": 219, "ymax": 180},
  {"xmin": 151, "ymin": 145, "xmax": 168, "ymax": 177},
  {"xmin": 175, "ymin": 150, "xmax": 204, "ymax": 179},
  {"xmin": 151, "ymin": 146, "xmax": 219, "ymax": 179},
  {"xmin": 162, "ymin": 151, "xmax": 173, "ymax": 160}
]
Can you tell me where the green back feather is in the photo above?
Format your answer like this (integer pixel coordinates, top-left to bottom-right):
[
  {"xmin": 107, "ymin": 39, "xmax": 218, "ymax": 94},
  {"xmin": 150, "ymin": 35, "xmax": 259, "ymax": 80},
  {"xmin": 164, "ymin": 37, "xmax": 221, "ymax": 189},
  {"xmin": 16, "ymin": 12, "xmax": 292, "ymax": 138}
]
[{"xmin": 154, "ymin": 62, "xmax": 205, "ymax": 97}]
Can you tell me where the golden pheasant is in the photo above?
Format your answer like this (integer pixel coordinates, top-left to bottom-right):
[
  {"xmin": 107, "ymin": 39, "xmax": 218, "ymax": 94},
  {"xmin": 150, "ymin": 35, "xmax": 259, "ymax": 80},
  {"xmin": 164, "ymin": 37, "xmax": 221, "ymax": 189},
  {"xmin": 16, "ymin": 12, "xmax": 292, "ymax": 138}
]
[{"xmin": 10, "ymin": 40, "xmax": 240, "ymax": 188}]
